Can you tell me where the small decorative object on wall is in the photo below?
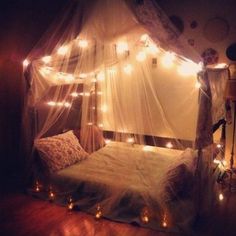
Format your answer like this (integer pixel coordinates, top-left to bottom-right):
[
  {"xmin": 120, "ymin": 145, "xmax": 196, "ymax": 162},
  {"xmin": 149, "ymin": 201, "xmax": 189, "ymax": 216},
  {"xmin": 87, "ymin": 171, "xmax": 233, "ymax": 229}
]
[
  {"xmin": 201, "ymin": 48, "xmax": 219, "ymax": 65},
  {"xmin": 203, "ymin": 17, "xmax": 230, "ymax": 43},
  {"xmin": 226, "ymin": 43, "xmax": 236, "ymax": 61},
  {"xmin": 169, "ymin": 15, "xmax": 184, "ymax": 36}
]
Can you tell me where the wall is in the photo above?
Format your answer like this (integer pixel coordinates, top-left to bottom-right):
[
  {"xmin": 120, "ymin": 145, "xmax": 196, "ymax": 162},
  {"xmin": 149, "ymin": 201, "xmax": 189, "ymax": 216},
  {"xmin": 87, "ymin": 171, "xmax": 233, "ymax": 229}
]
[{"xmin": 0, "ymin": 0, "xmax": 68, "ymax": 188}]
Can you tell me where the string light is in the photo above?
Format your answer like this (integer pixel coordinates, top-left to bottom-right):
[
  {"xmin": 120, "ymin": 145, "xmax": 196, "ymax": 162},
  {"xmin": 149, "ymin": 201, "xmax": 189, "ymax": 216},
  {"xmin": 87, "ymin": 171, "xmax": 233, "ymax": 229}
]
[
  {"xmin": 71, "ymin": 92, "xmax": 79, "ymax": 97},
  {"xmin": 116, "ymin": 42, "xmax": 129, "ymax": 54},
  {"xmin": 195, "ymin": 82, "xmax": 201, "ymax": 89},
  {"xmin": 162, "ymin": 213, "xmax": 168, "ymax": 228},
  {"xmin": 87, "ymin": 122, "xmax": 93, "ymax": 126},
  {"xmin": 217, "ymin": 143, "xmax": 222, "ymax": 148},
  {"xmin": 84, "ymin": 92, "xmax": 90, "ymax": 97},
  {"xmin": 123, "ymin": 64, "xmax": 133, "ymax": 75},
  {"xmin": 40, "ymin": 66, "xmax": 52, "ymax": 75},
  {"xmin": 98, "ymin": 124, "xmax": 103, "ymax": 128},
  {"xmin": 67, "ymin": 197, "xmax": 74, "ymax": 210},
  {"xmin": 95, "ymin": 205, "xmax": 102, "ymax": 219},
  {"xmin": 79, "ymin": 73, "xmax": 87, "ymax": 79},
  {"xmin": 101, "ymin": 105, "xmax": 108, "ymax": 112},
  {"xmin": 140, "ymin": 34, "xmax": 149, "ymax": 42},
  {"xmin": 214, "ymin": 63, "xmax": 227, "ymax": 68},
  {"xmin": 23, "ymin": 59, "xmax": 30, "ymax": 67},
  {"xmin": 57, "ymin": 45, "xmax": 69, "ymax": 55},
  {"xmin": 219, "ymin": 193, "xmax": 224, "ymax": 201},
  {"xmin": 64, "ymin": 102, "xmax": 71, "ymax": 108},
  {"xmin": 161, "ymin": 52, "xmax": 175, "ymax": 68},
  {"xmin": 178, "ymin": 60, "xmax": 202, "ymax": 76},
  {"xmin": 47, "ymin": 101, "xmax": 56, "ymax": 106},
  {"xmin": 57, "ymin": 102, "xmax": 64, "ymax": 107},
  {"xmin": 97, "ymin": 91, "xmax": 103, "ymax": 95},
  {"xmin": 143, "ymin": 146, "xmax": 153, "ymax": 152},
  {"xmin": 97, "ymin": 72, "xmax": 105, "ymax": 81},
  {"xmin": 35, "ymin": 181, "xmax": 40, "ymax": 192},
  {"xmin": 136, "ymin": 51, "xmax": 146, "ymax": 62},
  {"xmin": 105, "ymin": 139, "xmax": 111, "ymax": 144},
  {"xmin": 65, "ymin": 74, "xmax": 75, "ymax": 81},
  {"xmin": 140, "ymin": 208, "xmax": 149, "ymax": 224},
  {"xmin": 49, "ymin": 189, "xmax": 55, "ymax": 201},
  {"xmin": 127, "ymin": 137, "xmax": 134, "ymax": 144},
  {"xmin": 166, "ymin": 142, "xmax": 173, "ymax": 149},
  {"xmin": 78, "ymin": 39, "xmax": 88, "ymax": 48},
  {"xmin": 148, "ymin": 43, "xmax": 160, "ymax": 55},
  {"xmin": 42, "ymin": 56, "xmax": 52, "ymax": 64}
]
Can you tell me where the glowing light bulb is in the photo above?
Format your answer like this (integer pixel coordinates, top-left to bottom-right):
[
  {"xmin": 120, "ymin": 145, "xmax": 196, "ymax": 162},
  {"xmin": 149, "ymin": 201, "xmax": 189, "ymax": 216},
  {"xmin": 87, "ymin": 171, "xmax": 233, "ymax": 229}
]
[
  {"xmin": 101, "ymin": 105, "xmax": 108, "ymax": 112},
  {"xmin": 123, "ymin": 64, "xmax": 133, "ymax": 74},
  {"xmin": 97, "ymin": 91, "xmax": 103, "ymax": 95},
  {"xmin": 23, "ymin": 59, "xmax": 30, "ymax": 67},
  {"xmin": 97, "ymin": 72, "xmax": 105, "ymax": 81},
  {"xmin": 57, "ymin": 45, "xmax": 69, "ymax": 55},
  {"xmin": 219, "ymin": 193, "xmax": 224, "ymax": 201},
  {"xmin": 166, "ymin": 142, "xmax": 173, "ymax": 149},
  {"xmin": 140, "ymin": 34, "xmax": 149, "ymax": 42},
  {"xmin": 222, "ymin": 160, "xmax": 227, "ymax": 166},
  {"xmin": 91, "ymin": 78, "xmax": 97, "ymax": 83},
  {"xmin": 40, "ymin": 66, "xmax": 52, "ymax": 75},
  {"xmin": 65, "ymin": 74, "xmax": 75, "ymax": 81},
  {"xmin": 79, "ymin": 73, "xmax": 87, "ymax": 79},
  {"xmin": 47, "ymin": 101, "xmax": 56, "ymax": 106},
  {"xmin": 57, "ymin": 102, "xmax": 63, "ymax": 107},
  {"xmin": 105, "ymin": 139, "xmax": 111, "ymax": 144},
  {"xmin": 78, "ymin": 39, "xmax": 88, "ymax": 48},
  {"xmin": 214, "ymin": 63, "xmax": 227, "ymax": 68},
  {"xmin": 143, "ymin": 146, "xmax": 153, "ymax": 152},
  {"xmin": 84, "ymin": 92, "xmax": 90, "ymax": 97},
  {"xmin": 217, "ymin": 143, "xmax": 222, "ymax": 148},
  {"xmin": 35, "ymin": 181, "xmax": 40, "ymax": 192},
  {"xmin": 127, "ymin": 137, "xmax": 134, "ymax": 144},
  {"xmin": 195, "ymin": 82, "xmax": 201, "ymax": 89},
  {"xmin": 71, "ymin": 92, "xmax": 79, "ymax": 97},
  {"xmin": 136, "ymin": 51, "xmax": 146, "ymax": 62},
  {"xmin": 95, "ymin": 205, "xmax": 102, "ymax": 219},
  {"xmin": 148, "ymin": 43, "xmax": 160, "ymax": 55},
  {"xmin": 178, "ymin": 60, "xmax": 202, "ymax": 76},
  {"xmin": 49, "ymin": 190, "xmax": 55, "ymax": 200},
  {"xmin": 67, "ymin": 197, "xmax": 73, "ymax": 210},
  {"xmin": 87, "ymin": 122, "xmax": 93, "ymax": 126},
  {"xmin": 161, "ymin": 52, "xmax": 175, "ymax": 68},
  {"xmin": 98, "ymin": 124, "xmax": 103, "ymax": 128},
  {"xmin": 42, "ymin": 56, "xmax": 52, "ymax": 64},
  {"xmin": 162, "ymin": 213, "xmax": 168, "ymax": 228},
  {"xmin": 64, "ymin": 102, "xmax": 71, "ymax": 108},
  {"xmin": 116, "ymin": 42, "xmax": 129, "ymax": 54}
]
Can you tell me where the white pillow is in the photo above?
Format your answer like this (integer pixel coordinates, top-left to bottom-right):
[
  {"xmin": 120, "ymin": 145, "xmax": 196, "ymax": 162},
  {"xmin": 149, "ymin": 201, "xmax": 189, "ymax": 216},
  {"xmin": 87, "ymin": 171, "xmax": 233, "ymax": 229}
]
[{"xmin": 34, "ymin": 131, "xmax": 89, "ymax": 173}]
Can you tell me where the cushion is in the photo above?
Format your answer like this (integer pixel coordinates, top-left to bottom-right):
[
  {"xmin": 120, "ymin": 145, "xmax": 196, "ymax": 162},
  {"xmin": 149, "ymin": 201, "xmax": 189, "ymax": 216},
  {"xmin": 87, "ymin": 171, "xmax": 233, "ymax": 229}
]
[
  {"xmin": 73, "ymin": 125, "xmax": 105, "ymax": 153},
  {"xmin": 34, "ymin": 131, "xmax": 89, "ymax": 173}
]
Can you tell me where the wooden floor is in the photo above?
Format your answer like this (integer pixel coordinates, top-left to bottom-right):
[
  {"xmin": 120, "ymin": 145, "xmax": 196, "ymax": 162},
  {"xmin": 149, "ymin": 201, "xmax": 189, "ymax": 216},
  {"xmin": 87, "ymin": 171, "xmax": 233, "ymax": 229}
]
[{"xmin": 1, "ymin": 191, "xmax": 236, "ymax": 236}]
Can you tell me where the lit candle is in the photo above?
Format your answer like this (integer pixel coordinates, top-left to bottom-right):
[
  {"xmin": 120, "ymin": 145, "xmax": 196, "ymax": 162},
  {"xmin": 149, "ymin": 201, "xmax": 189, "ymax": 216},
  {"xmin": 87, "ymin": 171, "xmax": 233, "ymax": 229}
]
[{"xmin": 95, "ymin": 205, "xmax": 102, "ymax": 219}]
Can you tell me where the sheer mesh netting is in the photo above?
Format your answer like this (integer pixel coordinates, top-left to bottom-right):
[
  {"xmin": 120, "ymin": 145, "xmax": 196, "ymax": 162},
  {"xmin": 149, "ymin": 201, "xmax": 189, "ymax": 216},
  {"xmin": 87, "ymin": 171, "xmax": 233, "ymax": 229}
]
[{"xmin": 22, "ymin": 0, "xmax": 228, "ymax": 233}]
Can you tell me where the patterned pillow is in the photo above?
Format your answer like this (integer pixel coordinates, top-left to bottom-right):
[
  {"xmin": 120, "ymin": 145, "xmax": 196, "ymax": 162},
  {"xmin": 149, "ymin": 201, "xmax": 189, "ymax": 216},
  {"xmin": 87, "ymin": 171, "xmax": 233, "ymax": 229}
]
[{"xmin": 34, "ymin": 131, "xmax": 89, "ymax": 173}]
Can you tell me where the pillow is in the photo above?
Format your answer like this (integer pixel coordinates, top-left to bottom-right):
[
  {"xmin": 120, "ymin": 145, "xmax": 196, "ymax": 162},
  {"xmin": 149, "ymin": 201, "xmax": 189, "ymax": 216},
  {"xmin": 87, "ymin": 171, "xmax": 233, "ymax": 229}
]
[
  {"xmin": 73, "ymin": 125, "xmax": 105, "ymax": 154},
  {"xmin": 34, "ymin": 131, "xmax": 89, "ymax": 173}
]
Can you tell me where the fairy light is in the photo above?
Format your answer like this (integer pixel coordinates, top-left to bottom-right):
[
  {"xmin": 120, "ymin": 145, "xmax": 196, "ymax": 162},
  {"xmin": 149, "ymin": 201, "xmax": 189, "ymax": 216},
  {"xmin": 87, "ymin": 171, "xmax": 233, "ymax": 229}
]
[
  {"xmin": 166, "ymin": 142, "xmax": 173, "ymax": 149},
  {"xmin": 161, "ymin": 52, "xmax": 175, "ymax": 68},
  {"xmin": 136, "ymin": 51, "xmax": 146, "ymax": 62},
  {"xmin": 195, "ymin": 81, "xmax": 201, "ymax": 89},
  {"xmin": 78, "ymin": 39, "xmax": 88, "ymax": 48},
  {"xmin": 127, "ymin": 137, "xmax": 134, "ymax": 144},
  {"xmin": 123, "ymin": 64, "xmax": 133, "ymax": 75},
  {"xmin": 57, "ymin": 102, "xmax": 64, "ymax": 107},
  {"xmin": 108, "ymin": 68, "xmax": 116, "ymax": 74},
  {"xmin": 140, "ymin": 34, "xmax": 149, "ymax": 42},
  {"xmin": 178, "ymin": 60, "xmax": 202, "ymax": 76},
  {"xmin": 47, "ymin": 101, "xmax": 56, "ymax": 106},
  {"xmin": 95, "ymin": 205, "xmax": 102, "ymax": 219},
  {"xmin": 87, "ymin": 122, "xmax": 93, "ymax": 126},
  {"xmin": 84, "ymin": 92, "xmax": 90, "ymax": 97},
  {"xmin": 105, "ymin": 139, "xmax": 111, "ymax": 144},
  {"xmin": 97, "ymin": 72, "xmax": 105, "ymax": 81},
  {"xmin": 79, "ymin": 73, "xmax": 87, "ymax": 79},
  {"xmin": 40, "ymin": 66, "xmax": 52, "ymax": 75},
  {"xmin": 23, "ymin": 59, "xmax": 30, "ymax": 67},
  {"xmin": 64, "ymin": 102, "xmax": 71, "ymax": 108},
  {"xmin": 49, "ymin": 189, "xmax": 55, "ymax": 201},
  {"xmin": 148, "ymin": 43, "xmax": 160, "ymax": 55},
  {"xmin": 143, "ymin": 145, "xmax": 153, "ymax": 152},
  {"xmin": 71, "ymin": 92, "xmax": 79, "ymax": 97},
  {"xmin": 116, "ymin": 42, "xmax": 129, "ymax": 54},
  {"xmin": 101, "ymin": 105, "xmax": 108, "ymax": 112},
  {"xmin": 42, "ymin": 56, "xmax": 52, "ymax": 64},
  {"xmin": 57, "ymin": 45, "xmax": 69, "ymax": 55},
  {"xmin": 98, "ymin": 124, "xmax": 103, "ymax": 128},
  {"xmin": 97, "ymin": 91, "xmax": 103, "ymax": 95},
  {"xmin": 35, "ymin": 181, "xmax": 40, "ymax": 192},
  {"xmin": 67, "ymin": 197, "xmax": 74, "ymax": 210},
  {"xmin": 214, "ymin": 63, "xmax": 228, "ymax": 68},
  {"xmin": 65, "ymin": 74, "xmax": 75, "ymax": 81},
  {"xmin": 91, "ymin": 78, "xmax": 97, "ymax": 83},
  {"xmin": 217, "ymin": 143, "xmax": 222, "ymax": 149},
  {"xmin": 219, "ymin": 193, "xmax": 224, "ymax": 201},
  {"xmin": 162, "ymin": 213, "xmax": 168, "ymax": 228}
]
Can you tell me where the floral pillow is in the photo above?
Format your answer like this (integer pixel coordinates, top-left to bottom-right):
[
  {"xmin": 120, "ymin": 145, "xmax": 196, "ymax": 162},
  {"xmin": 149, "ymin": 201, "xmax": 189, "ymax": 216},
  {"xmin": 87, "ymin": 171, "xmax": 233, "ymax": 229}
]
[{"xmin": 34, "ymin": 131, "xmax": 89, "ymax": 173}]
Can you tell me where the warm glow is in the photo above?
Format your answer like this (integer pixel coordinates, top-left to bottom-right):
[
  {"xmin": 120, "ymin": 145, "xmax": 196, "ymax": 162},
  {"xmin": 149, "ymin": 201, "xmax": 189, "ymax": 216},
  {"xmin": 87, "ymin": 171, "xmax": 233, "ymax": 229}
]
[
  {"xmin": 123, "ymin": 64, "xmax": 133, "ymax": 74},
  {"xmin": 162, "ymin": 221, "xmax": 167, "ymax": 228},
  {"xmin": 148, "ymin": 43, "xmax": 160, "ymax": 55},
  {"xmin": 105, "ymin": 139, "xmax": 111, "ymax": 144},
  {"xmin": 40, "ymin": 66, "xmax": 52, "ymax": 75},
  {"xmin": 79, "ymin": 73, "xmax": 87, "ymax": 79},
  {"xmin": 140, "ymin": 34, "xmax": 149, "ymax": 42},
  {"xmin": 65, "ymin": 74, "xmax": 75, "ymax": 81},
  {"xmin": 87, "ymin": 122, "xmax": 93, "ymax": 126},
  {"xmin": 23, "ymin": 59, "xmax": 30, "ymax": 67},
  {"xmin": 195, "ymin": 82, "xmax": 201, "ymax": 89},
  {"xmin": 108, "ymin": 68, "xmax": 116, "ymax": 74},
  {"xmin": 95, "ymin": 205, "xmax": 102, "ymax": 219},
  {"xmin": 91, "ymin": 78, "xmax": 97, "ymax": 83},
  {"xmin": 101, "ymin": 104, "xmax": 108, "ymax": 112},
  {"xmin": 64, "ymin": 102, "xmax": 71, "ymax": 108},
  {"xmin": 136, "ymin": 51, "xmax": 146, "ymax": 62},
  {"xmin": 42, "ymin": 56, "xmax": 52, "ymax": 64},
  {"xmin": 178, "ymin": 60, "xmax": 202, "ymax": 76},
  {"xmin": 47, "ymin": 101, "xmax": 56, "ymax": 106},
  {"xmin": 219, "ymin": 193, "xmax": 224, "ymax": 201},
  {"xmin": 71, "ymin": 92, "xmax": 79, "ymax": 97},
  {"xmin": 214, "ymin": 63, "xmax": 228, "ymax": 68},
  {"xmin": 143, "ymin": 146, "xmax": 153, "ymax": 152},
  {"xmin": 161, "ymin": 52, "xmax": 175, "ymax": 68},
  {"xmin": 57, "ymin": 102, "xmax": 64, "ymax": 107},
  {"xmin": 84, "ymin": 92, "xmax": 90, "ymax": 97},
  {"xmin": 98, "ymin": 124, "xmax": 103, "ymax": 128},
  {"xmin": 166, "ymin": 142, "xmax": 173, "ymax": 149},
  {"xmin": 127, "ymin": 137, "xmax": 134, "ymax": 144},
  {"xmin": 217, "ymin": 143, "xmax": 222, "ymax": 148},
  {"xmin": 116, "ymin": 42, "xmax": 129, "ymax": 54},
  {"xmin": 97, "ymin": 91, "xmax": 103, "ymax": 95},
  {"xmin": 57, "ymin": 45, "xmax": 69, "ymax": 55},
  {"xmin": 68, "ymin": 202, "xmax": 74, "ymax": 210},
  {"xmin": 49, "ymin": 190, "xmax": 55, "ymax": 200},
  {"xmin": 97, "ymin": 72, "xmax": 105, "ymax": 81},
  {"xmin": 78, "ymin": 39, "xmax": 88, "ymax": 48}
]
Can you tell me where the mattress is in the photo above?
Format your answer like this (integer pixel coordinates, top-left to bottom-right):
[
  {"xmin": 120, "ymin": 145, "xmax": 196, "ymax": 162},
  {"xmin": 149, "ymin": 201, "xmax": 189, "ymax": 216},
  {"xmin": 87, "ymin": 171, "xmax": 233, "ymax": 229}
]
[{"xmin": 32, "ymin": 142, "xmax": 197, "ymax": 233}]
